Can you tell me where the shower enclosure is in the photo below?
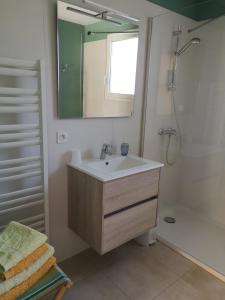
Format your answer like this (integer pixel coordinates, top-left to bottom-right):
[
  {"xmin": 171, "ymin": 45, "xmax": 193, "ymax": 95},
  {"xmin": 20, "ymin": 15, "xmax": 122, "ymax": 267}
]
[{"xmin": 144, "ymin": 14, "xmax": 225, "ymax": 280}]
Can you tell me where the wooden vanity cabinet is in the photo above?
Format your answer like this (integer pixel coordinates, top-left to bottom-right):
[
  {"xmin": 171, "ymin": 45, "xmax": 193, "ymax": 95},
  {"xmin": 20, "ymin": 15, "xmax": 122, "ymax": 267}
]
[{"xmin": 68, "ymin": 166, "xmax": 160, "ymax": 254}]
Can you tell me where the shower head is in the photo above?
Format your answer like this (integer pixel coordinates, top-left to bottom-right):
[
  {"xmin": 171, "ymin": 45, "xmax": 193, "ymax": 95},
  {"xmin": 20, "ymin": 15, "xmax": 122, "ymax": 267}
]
[{"xmin": 175, "ymin": 37, "xmax": 201, "ymax": 56}]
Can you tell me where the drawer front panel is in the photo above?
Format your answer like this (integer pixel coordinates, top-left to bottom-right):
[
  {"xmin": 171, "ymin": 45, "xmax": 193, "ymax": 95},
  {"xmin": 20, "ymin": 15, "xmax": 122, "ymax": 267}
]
[
  {"xmin": 103, "ymin": 169, "xmax": 160, "ymax": 215},
  {"xmin": 102, "ymin": 199, "xmax": 157, "ymax": 254}
]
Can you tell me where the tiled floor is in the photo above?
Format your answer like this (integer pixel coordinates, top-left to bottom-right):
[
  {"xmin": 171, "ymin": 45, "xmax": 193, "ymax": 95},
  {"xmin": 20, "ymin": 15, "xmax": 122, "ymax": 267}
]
[
  {"xmin": 158, "ymin": 205, "xmax": 225, "ymax": 276},
  {"xmin": 59, "ymin": 241, "xmax": 225, "ymax": 300}
]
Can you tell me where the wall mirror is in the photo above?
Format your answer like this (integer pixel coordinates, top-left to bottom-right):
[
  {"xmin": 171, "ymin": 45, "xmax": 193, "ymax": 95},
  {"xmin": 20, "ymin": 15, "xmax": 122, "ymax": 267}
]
[{"xmin": 57, "ymin": 1, "xmax": 139, "ymax": 118}]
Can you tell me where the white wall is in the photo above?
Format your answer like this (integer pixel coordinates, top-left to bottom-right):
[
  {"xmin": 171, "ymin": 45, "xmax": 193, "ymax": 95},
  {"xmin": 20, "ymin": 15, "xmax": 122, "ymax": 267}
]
[
  {"xmin": 143, "ymin": 13, "xmax": 195, "ymax": 211},
  {"xmin": 5, "ymin": 0, "xmax": 217, "ymax": 261},
  {"xmin": 144, "ymin": 8, "xmax": 225, "ymax": 229},
  {"xmin": 176, "ymin": 17, "xmax": 225, "ymax": 227},
  {"xmin": 44, "ymin": 0, "xmax": 152, "ymax": 261},
  {"xmin": 0, "ymin": 0, "xmax": 170, "ymax": 261}
]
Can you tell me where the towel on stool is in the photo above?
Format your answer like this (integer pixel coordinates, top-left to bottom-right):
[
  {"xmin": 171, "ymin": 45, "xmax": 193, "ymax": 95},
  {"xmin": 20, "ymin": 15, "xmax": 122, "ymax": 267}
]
[
  {"xmin": 0, "ymin": 244, "xmax": 54, "ymax": 296},
  {"xmin": 0, "ymin": 222, "xmax": 47, "ymax": 273},
  {"xmin": 0, "ymin": 244, "xmax": 48, "ymax": 281},
  {"xmin": 1, "ymin": 256, "xmax": 56, "ymax": 300}
]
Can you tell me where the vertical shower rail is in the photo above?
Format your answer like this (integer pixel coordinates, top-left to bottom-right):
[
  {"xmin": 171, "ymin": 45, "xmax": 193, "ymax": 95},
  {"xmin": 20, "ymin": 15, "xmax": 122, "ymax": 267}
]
[{"xmin": 0, "ymin": 57, "xmax": 49, "ymax": 236}]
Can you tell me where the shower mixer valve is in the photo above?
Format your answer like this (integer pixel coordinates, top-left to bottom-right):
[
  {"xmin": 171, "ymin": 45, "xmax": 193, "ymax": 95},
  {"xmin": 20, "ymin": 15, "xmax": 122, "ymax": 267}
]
[{"xmin": 158, "ymin": 128, "xmax": 177, "ymax": 136}]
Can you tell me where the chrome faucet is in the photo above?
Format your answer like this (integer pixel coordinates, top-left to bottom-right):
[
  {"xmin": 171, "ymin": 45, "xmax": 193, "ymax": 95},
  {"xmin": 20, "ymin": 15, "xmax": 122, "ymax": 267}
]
[{"xmin": 100, "ymin": 144, "xmax": 112, "ymax": 160}]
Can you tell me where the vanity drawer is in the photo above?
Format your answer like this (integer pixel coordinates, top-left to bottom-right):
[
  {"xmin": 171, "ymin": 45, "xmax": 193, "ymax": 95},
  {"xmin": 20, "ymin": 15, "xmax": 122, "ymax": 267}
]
[
  {"xmin": 102, "ymin": 198, "xmax": 157, "ymax": 254},
  {"xmin": 103, "ymin": 169, "xmax": 160, "ymax": 215}
]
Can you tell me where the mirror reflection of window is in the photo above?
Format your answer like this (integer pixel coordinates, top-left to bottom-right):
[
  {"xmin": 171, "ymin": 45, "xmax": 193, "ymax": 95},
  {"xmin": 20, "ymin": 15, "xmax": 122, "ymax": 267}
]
[{"xmin": 108, "ymin": 34, "xmax": 138, "ymax": 97}]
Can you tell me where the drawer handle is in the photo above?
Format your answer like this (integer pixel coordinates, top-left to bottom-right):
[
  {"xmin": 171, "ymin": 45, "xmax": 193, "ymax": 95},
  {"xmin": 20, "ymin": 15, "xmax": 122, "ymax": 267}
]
[{"xmin": 104, "ymin": 197, "xmax": 157, "ymax": 219}]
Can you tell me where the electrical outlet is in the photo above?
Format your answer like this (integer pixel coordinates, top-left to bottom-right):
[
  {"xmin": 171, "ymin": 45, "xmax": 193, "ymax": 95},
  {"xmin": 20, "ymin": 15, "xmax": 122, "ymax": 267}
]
[{"xmin": 57, "ymin": 131, "xmax": 68, "ymax": 144}]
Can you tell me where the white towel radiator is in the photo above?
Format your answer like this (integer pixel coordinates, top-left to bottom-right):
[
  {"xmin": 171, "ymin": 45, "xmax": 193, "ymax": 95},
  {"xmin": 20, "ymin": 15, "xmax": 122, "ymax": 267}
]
[{"xmin": 0, "ymin": 57, "xmax": 49, "ymax": 235}]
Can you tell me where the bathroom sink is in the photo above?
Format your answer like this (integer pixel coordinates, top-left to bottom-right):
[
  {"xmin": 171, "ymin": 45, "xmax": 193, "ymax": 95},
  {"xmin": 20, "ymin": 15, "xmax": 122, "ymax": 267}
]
[
  {"xmin": 68, "ymin": 155, "xmax": 163, "ymax": 182},
  {"xmin": 87, "ymin": 156, "xmax": 146, "ymax": 173}
]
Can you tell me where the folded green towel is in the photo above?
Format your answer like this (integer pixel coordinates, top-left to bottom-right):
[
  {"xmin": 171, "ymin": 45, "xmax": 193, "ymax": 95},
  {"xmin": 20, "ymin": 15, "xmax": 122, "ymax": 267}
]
[
  {"xmin": 0, "ymin": 222, "xmax": 47, "ymax": 273},
  {"xmin": 0, "ymin": 244, "xmax": 54, "ymax": 295}
]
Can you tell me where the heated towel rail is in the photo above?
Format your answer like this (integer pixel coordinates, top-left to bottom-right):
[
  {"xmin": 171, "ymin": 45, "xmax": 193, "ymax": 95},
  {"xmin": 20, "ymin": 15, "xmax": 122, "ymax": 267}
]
[{"xmin": 0, "ymin": 57, "xmax": 49, "ymax": 235}]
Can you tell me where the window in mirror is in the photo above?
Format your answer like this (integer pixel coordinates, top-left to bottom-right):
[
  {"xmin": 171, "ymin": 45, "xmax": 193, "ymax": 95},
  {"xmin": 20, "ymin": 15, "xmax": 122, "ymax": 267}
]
[{"xmin": 108, "ymin": 34, "xmax": 138, "ymax": 98}]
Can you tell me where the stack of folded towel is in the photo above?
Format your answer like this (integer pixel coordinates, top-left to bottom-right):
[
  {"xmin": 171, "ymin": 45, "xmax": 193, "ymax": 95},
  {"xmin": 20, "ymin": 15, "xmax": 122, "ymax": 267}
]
[{"xmin": 0, "ymin": 221, "xmax": 56, "ymax": 300}]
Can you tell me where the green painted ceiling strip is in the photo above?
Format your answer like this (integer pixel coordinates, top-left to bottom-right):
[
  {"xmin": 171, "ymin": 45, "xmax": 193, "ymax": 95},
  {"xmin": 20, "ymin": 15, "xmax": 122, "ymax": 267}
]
[{"xmin": 147, "ymin": 0, "xmax": 225, "ymax": 21}]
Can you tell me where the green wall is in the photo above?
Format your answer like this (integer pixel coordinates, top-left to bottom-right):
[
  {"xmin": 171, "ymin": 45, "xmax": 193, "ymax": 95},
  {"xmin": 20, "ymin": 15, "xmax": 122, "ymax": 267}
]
[
  {"xmin": 58, "ymin": 20, "xmax": 84, "ymax": 118},
  {"xmin": 147, "ymin": 0, "xmax": 225, "ymax": 21}
]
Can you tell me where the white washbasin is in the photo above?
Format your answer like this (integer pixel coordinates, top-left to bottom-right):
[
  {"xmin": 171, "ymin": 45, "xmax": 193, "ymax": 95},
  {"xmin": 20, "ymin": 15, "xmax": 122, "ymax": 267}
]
[{"xmin": 68, "ymin": 155, "xmax": 163, "ymax": 182}]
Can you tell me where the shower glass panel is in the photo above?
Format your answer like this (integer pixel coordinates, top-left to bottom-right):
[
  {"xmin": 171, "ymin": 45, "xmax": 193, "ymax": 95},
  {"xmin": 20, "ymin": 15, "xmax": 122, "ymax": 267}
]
[{"xmin": 157, "ymin": 16, "xmax": 225, "ymax": 278}]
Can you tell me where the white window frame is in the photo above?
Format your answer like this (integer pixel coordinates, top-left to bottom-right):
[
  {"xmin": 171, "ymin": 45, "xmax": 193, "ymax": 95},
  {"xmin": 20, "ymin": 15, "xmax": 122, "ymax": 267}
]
[{"xmin": 105, "ymin": 32, "xmax": 138, "ymax": 102}]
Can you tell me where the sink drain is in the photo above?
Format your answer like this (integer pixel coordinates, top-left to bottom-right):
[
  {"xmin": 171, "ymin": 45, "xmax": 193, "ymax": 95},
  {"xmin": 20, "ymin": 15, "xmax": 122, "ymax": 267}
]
[{"xmin": 164, "ymin": 217, "xmax": 176, "ymax": 224}]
